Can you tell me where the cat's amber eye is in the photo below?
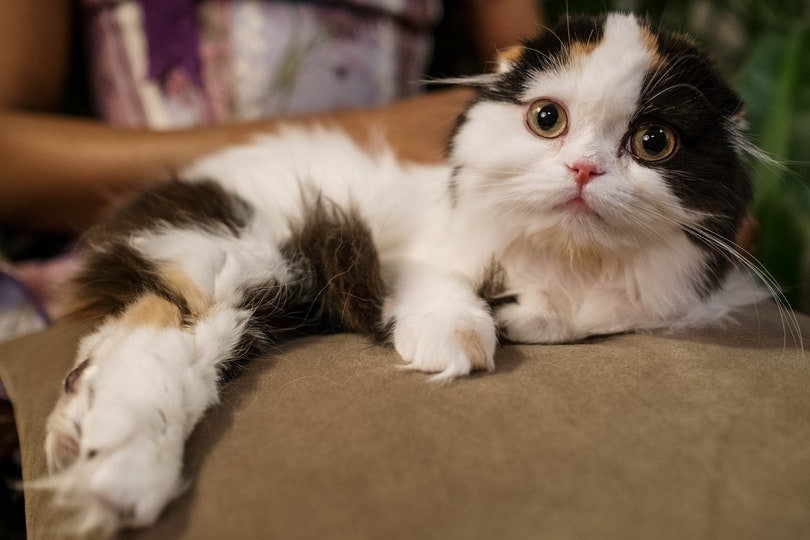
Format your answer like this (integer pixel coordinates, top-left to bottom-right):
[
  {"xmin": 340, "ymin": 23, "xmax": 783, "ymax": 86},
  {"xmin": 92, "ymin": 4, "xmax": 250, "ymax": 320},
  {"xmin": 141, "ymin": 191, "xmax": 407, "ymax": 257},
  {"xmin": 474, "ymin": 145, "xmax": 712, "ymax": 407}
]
[
  {"xmin": 630, "ymin": 125, "xmax": 677, "ymax": 162},
  {"xmin": 527, "ymin": 99, "xmax": 568, "ymax": 138}
]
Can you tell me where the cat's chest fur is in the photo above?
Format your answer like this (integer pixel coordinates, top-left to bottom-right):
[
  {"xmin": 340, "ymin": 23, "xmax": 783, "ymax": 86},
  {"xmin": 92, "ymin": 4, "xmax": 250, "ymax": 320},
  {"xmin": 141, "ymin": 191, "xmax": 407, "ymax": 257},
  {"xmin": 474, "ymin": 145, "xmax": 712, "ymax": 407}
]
[
  {"xmin": 488, "ymin": 228, "xmax": 708, "ymax": 342},
  {"xmin": 409, "ymin": 192, "xmax": 707, "ymax": 343}
]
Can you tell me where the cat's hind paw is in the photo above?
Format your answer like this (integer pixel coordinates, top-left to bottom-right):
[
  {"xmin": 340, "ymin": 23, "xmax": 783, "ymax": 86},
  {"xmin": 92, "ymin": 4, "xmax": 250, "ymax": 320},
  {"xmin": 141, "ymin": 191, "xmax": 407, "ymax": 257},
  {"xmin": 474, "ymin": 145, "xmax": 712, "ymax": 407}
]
[
  {"xmin": 40, "ymin": 320, "xmax": 212, "ymax": 535},
  {"xmin": 38, "ymin": 428, "xmax": 185, "ymax": 535}
]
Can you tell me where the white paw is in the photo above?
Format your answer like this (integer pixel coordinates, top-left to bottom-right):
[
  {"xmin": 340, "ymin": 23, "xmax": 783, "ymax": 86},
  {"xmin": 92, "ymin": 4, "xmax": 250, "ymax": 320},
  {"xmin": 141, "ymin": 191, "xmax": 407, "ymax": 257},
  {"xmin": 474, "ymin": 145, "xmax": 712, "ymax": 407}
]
[
  {"xmin": 393, "ymin": 307, "xmax": 497, "ymax": 383},
  {"xmin": 42, "ymin": 421, "xmax": 184, "ymax": 534},
  {"xmin": 495, "ymin": 293, "xmax": 574, "ymax": 343},
  {"xmin": 42, "ymin": 322, "xmax": 210, "ymax": 535}
]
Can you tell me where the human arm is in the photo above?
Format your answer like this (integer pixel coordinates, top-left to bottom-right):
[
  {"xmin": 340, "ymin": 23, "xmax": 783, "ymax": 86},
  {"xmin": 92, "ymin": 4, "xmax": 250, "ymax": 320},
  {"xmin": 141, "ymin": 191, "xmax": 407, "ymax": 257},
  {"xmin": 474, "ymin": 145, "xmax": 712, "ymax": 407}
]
[
  {"xmin": 0, "ymin": 1, "xmax": 474, "ymax": 232},
  {"xmin": 0, "ymin": 91, "xmax": 474, "ymax": 232},
  {"xmin": 465, "ymin": 0, "xmax": 545, "ymax": 62}
]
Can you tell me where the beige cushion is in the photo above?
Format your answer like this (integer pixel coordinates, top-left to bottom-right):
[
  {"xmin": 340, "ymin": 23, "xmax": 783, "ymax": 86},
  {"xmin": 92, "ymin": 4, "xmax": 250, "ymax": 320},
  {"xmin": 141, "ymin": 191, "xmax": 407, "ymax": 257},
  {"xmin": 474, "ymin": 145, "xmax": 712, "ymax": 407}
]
[{"xmin": 1, "ymin": 302, "xmax": 809, "ymax": 538}]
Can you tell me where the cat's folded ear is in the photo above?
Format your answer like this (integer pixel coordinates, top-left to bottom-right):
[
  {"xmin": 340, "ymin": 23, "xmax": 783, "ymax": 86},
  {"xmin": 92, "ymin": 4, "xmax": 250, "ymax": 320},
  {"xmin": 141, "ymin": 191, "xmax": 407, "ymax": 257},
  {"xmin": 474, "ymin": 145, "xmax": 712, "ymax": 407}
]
[{"xmin": 496, "ymin": 45, "xmax": 524, "ymax": 73}]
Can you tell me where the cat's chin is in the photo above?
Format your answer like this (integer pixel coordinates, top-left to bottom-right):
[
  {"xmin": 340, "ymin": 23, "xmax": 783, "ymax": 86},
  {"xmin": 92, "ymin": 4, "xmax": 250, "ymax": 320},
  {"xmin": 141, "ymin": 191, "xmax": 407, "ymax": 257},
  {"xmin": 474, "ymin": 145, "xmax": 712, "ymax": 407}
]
[
  {"xmin": 521, "ymin": 223, "xmax": 616, "ymax": 264},
  {"xmin": 523, "ymin": 213, "xmax": 651, "ymax": 264},
  {"xmin": 548, "ymin": 200, "xmax": 611, "ymax": 242}
]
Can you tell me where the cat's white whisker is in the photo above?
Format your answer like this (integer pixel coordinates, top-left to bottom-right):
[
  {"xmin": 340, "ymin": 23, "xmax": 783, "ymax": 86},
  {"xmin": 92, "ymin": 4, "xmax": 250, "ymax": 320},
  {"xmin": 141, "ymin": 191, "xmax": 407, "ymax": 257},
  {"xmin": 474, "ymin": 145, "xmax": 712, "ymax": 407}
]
[
  {"xmin": 421, "ymin": 74, "xmax": 501, "ymax": 87},
  {"xmin": 687, "ymin": 227, "xmax": 802, "ymax": 353},
  {"xmin": 625, "ymin": 201, "xmax": 802, "ymax": 353},
  {"xmin": 638, "ymin": 82, "xmax": 713, "ymax": 111}
]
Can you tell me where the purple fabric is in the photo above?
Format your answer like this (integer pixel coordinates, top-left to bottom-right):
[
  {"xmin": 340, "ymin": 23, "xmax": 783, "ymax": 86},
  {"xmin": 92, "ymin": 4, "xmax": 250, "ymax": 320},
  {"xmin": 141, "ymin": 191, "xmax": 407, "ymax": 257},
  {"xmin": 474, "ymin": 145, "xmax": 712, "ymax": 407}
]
[
  {"xmin": 0, "ymin": 272, "xmax": 50, "ymax": 325},
  {"xmin": 84, "ymin": 0, "xmax": 441, "ymax": 126},
  {"xmin": 138, "ymin": 0, "xmax": 203, "ymax": 86}
]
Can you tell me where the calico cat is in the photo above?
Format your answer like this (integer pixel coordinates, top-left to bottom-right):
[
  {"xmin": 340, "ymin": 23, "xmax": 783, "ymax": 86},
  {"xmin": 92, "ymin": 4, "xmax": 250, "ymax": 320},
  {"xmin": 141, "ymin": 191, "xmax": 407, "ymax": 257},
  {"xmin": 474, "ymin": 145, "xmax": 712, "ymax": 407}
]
[{"xmin": 43, "ymin": 12, "xmax": 771, "ymax": 533}]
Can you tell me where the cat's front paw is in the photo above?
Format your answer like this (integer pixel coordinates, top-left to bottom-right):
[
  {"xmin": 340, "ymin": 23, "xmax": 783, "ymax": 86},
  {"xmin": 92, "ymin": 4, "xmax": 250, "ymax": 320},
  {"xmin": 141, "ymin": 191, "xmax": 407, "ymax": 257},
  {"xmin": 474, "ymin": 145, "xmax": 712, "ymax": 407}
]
[
  {"xmin": 495, "ymin": 292, "xmax": 574, "ymax": 343},
  {"xmin": 393, "ymin": 307, "xmax": 497, "ymax": 383}
]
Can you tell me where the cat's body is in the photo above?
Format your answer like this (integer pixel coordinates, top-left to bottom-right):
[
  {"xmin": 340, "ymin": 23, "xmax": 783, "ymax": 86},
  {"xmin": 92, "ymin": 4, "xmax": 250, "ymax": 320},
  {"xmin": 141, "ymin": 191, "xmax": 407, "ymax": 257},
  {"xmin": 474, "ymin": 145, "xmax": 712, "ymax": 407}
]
[{"xmin": 43, "ymin": 13, "xmax": 768, "ymax": 533}]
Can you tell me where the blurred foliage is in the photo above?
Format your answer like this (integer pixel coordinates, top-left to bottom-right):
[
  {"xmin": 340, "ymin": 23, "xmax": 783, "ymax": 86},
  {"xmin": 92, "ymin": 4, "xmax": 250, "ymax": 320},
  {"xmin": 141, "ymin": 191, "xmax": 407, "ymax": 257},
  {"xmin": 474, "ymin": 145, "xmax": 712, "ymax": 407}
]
[{"xmin": 544, "ymin": 0, "xmax": 810, "ymax": 311}]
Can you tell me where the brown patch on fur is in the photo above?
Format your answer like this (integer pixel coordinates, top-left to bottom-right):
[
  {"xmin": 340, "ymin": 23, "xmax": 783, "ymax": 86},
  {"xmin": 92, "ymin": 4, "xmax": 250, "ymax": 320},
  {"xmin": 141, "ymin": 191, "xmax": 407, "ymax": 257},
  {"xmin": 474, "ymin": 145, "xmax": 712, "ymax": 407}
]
[
  {"xmin": 121, "ymin": 293, "xmax": 183, "ymax": 329},
  {"xmin": 62, "ymin": 242, "xmax": 196, "ymax": 324},
  {"xmin": 478, "ymin": 260, "xmax": 514, "ymax": 308},
  {"xmin": 638, "ymin": 25, "xmax": 665, "ymax": 70},
  {"xmin": 62, "ymin": 180, "xmax": 250, "ymax": 323},
  {"xmin": 496, "ymin": 45, "xmax": 525, "ymax": 72},
  {"xmin": 161, "ymin": 267, "xmax": 209, "ymax": 320},
  {"xmin": 62, "ymin": 242, "xmax": 170, "ymax": 321},
  {"xmin": 102, "ymin": 179, "xmax": 252, "ymax": 237},
  {"xmin": 283, "ymin": 199, "xmax": 386, "ymax": 341},
  {"xmin": 568, "ymin": 40, "xmax": 599, "ymax": 62},
  {"xmin": 454, "ymin": 328, "xmax": 493, "ymax": 371}
]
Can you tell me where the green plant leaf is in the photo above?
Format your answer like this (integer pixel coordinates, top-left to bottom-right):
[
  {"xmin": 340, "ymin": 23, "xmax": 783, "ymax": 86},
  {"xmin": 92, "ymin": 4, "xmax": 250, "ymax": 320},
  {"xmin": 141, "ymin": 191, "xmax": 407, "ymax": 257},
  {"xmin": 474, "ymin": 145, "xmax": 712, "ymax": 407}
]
[{"xmin": 738, "ymin": 24, "xmax": 809, "ymax": 310}]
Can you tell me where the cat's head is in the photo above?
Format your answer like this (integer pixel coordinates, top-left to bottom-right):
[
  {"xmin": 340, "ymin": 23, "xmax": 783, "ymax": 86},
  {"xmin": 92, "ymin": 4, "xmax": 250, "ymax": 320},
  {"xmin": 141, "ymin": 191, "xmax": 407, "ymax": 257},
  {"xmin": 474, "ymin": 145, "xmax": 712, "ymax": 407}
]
[{"xmin": 450, "ymin": 12, "xmax": 751, "ymax": 278}]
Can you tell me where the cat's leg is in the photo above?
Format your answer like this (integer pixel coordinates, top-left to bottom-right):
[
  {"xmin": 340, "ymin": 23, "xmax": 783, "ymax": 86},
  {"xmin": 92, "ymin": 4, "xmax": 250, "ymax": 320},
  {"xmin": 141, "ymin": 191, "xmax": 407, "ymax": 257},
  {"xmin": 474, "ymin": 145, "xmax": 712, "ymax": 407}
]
[
  {"xmin": 495, "ymin": 288, "xmax": 644, "ymax": 343},
  {"xmin": 44, "ymin": 297, "xmax": 248, "ymax": 532},
  {"xmin": 42, "ymin": 187, "xmax": 310, "ymax": 533},
  {"xmin": 384, "ymin": 265, "xmax": 498, "ymax": 382}
]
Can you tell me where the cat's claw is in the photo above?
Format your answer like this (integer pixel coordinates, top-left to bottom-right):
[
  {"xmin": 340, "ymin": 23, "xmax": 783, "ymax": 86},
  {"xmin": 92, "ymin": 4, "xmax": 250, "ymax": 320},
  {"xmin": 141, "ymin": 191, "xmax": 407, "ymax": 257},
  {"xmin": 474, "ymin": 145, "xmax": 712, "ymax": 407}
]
[{"xmin": 393, "ymin": 310, "xmax": 497, "ymax": 382}]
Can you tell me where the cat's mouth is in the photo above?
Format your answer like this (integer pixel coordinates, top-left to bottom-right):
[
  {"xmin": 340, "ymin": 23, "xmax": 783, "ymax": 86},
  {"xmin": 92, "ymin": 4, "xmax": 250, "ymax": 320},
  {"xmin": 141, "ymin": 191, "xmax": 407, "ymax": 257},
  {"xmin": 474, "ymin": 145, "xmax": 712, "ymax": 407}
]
[{"xmin": 559, "ymin": 195, "xmax": 601, "ymax": 219}]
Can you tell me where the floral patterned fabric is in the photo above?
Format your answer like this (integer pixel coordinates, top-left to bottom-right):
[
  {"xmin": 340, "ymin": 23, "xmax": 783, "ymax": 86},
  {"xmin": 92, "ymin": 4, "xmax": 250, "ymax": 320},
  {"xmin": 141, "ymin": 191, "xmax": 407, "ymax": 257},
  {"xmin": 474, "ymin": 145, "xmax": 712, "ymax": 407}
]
[
  {"xmin": 0, "ymin": 0, "xmax": 443, "ymax": 345},
  {"xmin": 81, "ymin": 0, "xmax": 442, "ymax": 128}
]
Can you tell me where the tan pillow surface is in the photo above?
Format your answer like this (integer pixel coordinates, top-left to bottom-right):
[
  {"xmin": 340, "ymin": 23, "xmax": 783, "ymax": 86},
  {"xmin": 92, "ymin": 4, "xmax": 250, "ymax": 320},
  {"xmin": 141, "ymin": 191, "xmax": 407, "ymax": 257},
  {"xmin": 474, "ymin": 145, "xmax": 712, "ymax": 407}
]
[{"xmin": 0, "ymin": 301, "xmax": 808, "ymax": 539}]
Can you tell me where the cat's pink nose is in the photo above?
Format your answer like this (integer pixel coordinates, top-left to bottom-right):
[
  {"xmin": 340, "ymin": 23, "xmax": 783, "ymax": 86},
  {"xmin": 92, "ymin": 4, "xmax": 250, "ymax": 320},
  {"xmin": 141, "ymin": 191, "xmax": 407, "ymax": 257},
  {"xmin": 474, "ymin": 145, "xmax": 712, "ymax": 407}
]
[{"xmin": 568, "ymin": 161, "xmax": 604, "ymax": 186}]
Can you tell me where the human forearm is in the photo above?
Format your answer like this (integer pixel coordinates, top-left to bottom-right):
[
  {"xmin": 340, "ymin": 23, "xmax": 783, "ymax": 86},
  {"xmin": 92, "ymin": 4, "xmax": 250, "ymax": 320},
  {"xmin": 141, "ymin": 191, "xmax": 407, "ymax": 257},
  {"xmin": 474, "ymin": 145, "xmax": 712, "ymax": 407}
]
[
  {"xmin": 0, "ymin": 111, "xmax": 234, "ymax": 231},
  {"xmin": 0, "ymin": 88, "xmax": 474, "ymax": 232},
  {"xmin": 467, "ymin": 0, "xmax": 544, "ymax": 61}
]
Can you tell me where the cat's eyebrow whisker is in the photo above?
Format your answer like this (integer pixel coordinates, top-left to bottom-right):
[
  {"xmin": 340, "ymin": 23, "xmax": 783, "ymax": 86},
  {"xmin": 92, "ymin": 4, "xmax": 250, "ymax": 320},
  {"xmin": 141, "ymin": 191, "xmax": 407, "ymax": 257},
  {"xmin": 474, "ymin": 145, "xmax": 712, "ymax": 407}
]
[
  {"xmin": 545, "ymin": 26, "xmax": 566, "ymax": 50},
  {"xmin": 517, "ymin": 45, "xmax": 561, "ymax": 69},
  {"xmin": 421, "ymin": 74, "xmax": 501, "ymax": 88},
  {"xmin": 641, "ymin": 53, "xmax": 706, "ymax": 96},
  {"xmin": 637, "ymin": 82, "xmax": 713, "ymax": 111},
  {"xmin": 641, "ymin": 58, "xmax": 689, "ymax": 93}
]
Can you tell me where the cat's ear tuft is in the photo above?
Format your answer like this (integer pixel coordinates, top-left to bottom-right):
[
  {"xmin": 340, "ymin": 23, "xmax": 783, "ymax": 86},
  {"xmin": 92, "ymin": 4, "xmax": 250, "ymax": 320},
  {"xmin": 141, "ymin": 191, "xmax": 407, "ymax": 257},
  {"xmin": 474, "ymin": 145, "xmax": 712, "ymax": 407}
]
[
  {"xmin": 496, "ymin": 45, "xmax": 524, "ymax": 73},
  {"xmin": 730, "ymin": 105, "xmax": 748, "ymax": 130}
]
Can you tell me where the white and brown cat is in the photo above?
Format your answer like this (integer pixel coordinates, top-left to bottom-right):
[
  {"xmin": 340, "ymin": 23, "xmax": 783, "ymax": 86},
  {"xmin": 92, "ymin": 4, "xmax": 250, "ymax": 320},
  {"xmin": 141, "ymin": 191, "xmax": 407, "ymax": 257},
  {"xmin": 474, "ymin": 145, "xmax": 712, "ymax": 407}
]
[{"xmin": 43, "ymin": 12, "xmax": 772, "ymax": 533}]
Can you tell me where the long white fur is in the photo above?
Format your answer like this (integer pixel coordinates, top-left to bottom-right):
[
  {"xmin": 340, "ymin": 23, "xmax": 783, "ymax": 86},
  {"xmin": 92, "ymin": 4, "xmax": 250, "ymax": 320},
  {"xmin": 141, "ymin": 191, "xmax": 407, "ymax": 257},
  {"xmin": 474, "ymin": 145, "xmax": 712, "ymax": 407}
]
[
  {"xmin": 42, "ymin": 13, "xmax": 771, "ymax": 535},
  {"xmin": 41, "ymin": 305, "xmax": 249, "ymax": 533}
]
